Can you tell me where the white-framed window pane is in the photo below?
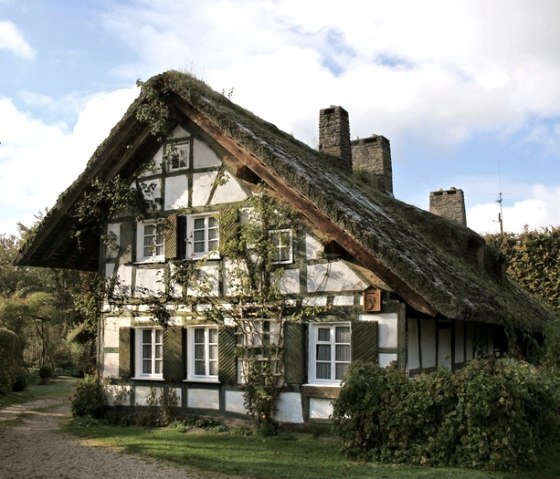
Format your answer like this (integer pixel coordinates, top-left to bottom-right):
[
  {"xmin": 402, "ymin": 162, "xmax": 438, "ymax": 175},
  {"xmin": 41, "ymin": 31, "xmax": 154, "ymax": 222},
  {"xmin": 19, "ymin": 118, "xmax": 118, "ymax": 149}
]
[
  {"xmin": 143, "ymin": 359, "xmax": 152, "ymax": 374},
  {"xmin": 316, "ymin": 344, "xmax": 331, "ymax": 361},
  {"xmin": 317, "ymin": 327, "xmax": 330, "ymax": 342},
  {"xmin": 335, "ymin": 362, "xmax": 349, "ymax": 380},
  {"xmin": 269, "ymin": 229, "xmax": 293, "ymax": 263},
  {"xmin": 209, "ymin": 328, "xmax": 218, "ymax": 344},
  {"xmin": 166, "ymin": 141, "xmax": 189, "ymax": 170},
  {"xmin": 142, "ymin": 223, "xmax": 164, "ymax": 258},
  {"xmin": 189, "ymin": 215, "xmax": 220, "ymax": 258},
  {"xmin": 336, "ymin": 344, "xmax": 351, "ymax": 362},
  {"xmin": 137, "ymin": 328, "xmax": 164, "ymax": 378},
  {"xmin": 335, "ymin": 326, "xmax": 351, "ymax": 343},
  {"xmin": 189, "ymin": 326, "xmax": 218, "ymax": 379},
  {"xmin": 194, "ymin": 218, "xmax": 205, "ymax": 229},
  {"xmin": 316, "ymin": 362, "xmax": 331, "ymax": 379},
  {"xmin": 155, "ymin": 359, "xmax": 162, "ymax": 374},
  {"xmin": 209, "ymin": 360, "xmax": 218, "ymax": 376}
]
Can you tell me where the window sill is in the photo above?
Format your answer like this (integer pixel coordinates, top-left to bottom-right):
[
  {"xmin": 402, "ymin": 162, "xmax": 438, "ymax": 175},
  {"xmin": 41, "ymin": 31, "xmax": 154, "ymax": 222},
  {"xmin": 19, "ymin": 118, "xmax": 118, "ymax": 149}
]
[
  {"xmin": 184, "ymin": 378, "xmax": 220, "ymax": 384},
  {"xmin": 132, "ymin": 376, "xmax": 164, "ymax": 381},
  {"xmin": 134, "ymin": 258, "xmax": 165, "ymax": 265},
  {"xmin": 301, "ymin": 384, "xmax": 341, "ymax": 399}
]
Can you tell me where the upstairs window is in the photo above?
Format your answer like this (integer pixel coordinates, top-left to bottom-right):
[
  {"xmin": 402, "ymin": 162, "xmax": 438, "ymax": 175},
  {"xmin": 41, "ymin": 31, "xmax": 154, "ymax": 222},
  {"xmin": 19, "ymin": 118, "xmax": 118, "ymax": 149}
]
[
  {"xmin": 135, "ymin": 328, "xmax": 163, "ymax": 379},
  {"xmin": 309, "ymin": 323, "xmax": 351, "ymax": 385},
  {"xmin": 187, "ymin": 326, "xmax": 218, "ymax": 381},
  {"xmin": 187, "ymin": 214, "xmax": 219, "ymax": 259},
  {"xmin": 137, "ymin": 221, "xmax": 165, "ymax": 262},
  {"xmin": 165, "ymin": 140, "xmax": 189, "ymax": 171},
  {"xmin": 269, "ymin": 229, "xmax": 293, "ymax": 264}
]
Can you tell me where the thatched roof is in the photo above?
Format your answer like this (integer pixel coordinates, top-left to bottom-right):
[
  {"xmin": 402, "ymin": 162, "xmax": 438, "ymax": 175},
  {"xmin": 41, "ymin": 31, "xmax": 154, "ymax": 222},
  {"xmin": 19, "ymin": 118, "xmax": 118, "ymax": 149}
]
[{"xmin": 16, "ymin": 70, "xmax": 556, "ymax": 331}]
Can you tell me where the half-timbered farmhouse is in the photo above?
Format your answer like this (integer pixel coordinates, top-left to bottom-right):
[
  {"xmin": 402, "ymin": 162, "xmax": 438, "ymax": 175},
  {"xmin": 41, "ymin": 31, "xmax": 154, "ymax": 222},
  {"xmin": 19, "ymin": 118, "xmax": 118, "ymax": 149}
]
[{"xmin": 16, "ymin": 71, "xmax": 555, "ymax": 424}]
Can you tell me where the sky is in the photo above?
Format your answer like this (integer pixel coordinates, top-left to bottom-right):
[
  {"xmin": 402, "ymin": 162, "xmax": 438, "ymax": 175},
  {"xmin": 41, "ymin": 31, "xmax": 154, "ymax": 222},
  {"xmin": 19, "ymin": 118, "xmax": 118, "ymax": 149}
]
[{"xmin": 1, "ymin": 0, "xmax": 560, "ymax": 237}]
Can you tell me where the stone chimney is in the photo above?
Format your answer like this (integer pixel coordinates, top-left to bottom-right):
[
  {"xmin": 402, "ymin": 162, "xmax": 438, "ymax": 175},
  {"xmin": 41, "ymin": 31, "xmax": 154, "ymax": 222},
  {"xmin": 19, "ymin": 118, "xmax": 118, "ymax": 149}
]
[
  {"xmin": 318, "ymin": 106, "xmax": 352, "ymax": 171},
  {"xmin": 351, "ymin": 135, "xmax": 393, "ymax": 196},
  {"xmin": 429, "ymin": 188, "xmax": 467, "ymax": 226}
]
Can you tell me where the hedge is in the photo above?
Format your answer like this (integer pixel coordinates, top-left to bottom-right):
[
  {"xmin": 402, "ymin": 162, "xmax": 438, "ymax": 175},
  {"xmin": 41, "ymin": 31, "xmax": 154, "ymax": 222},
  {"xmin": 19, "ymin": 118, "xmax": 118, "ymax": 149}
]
[
  {"xmin": 332, "ymin": 359, "xmax": 560, "ymax": 471},
  {"xmin": 0, "ymin": 327, "xmax": 23, "ymax": 395}
]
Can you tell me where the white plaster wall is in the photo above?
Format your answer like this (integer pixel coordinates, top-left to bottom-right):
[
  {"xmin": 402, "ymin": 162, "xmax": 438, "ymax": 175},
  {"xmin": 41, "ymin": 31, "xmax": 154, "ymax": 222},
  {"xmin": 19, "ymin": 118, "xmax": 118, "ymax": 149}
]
[
  {"xmin": 187, "ymin": 388, "xmax": 219, "ymax": 410},
  {"xmin": 106, "ymin": 223, "xmax": 121, "ymax": 258},
  {"xmin": 379, "ymin": 353, "xmax": 398, "ymax": 368},
  {"xmin": 302, "ymin": 296, "xmax": 328, "ymax": 307},
  {"xmin": 420, "ymin": 319, "xmax": 437, "ymax": 368},
  {"xmin": 110, "ymin": 264, "xmax": 133, "ymax": 296},
  {"xmin": 305, "ymin": 234, "xmax": 323, "ymax": 260},
  {"xmin": 135, "ymin": 268, "xmax": 165, "ymax": 297},
  {"xmin": 211, "ymin": 171, "xmax": 248, "ymax": 204},
  {"xmin": 187, "ymin": 265, "xmax": 220, "ymax": 297},
  {"xmin": 407, "ymin": 318, "xmax": 420, "ymax": 371},
  {"xmin": 105, "ymin": 384, "xmax": 131, "ymax": 406},
  {"xmin": 139, "ymin": 145, "xmax": 163, "ymax": 176},
  {"xmin": 103, "ymin": 316, "xmax": 130, "ymax": 348},
  {"xmin": 225, "ymin": 390, "xmax": 247, "ymax": 415},
  {"xmin": 141, "ymin": 179, "xmax": 162, "ymax": 210},
  {"xmin": 274, "ymin": 392, "xmax": 304, "ymax": 424},
  {"xmin": 332, "ymin": 295, "xmax": 354, "ymax": 306},
  {"xmin": 103, "ymin": 353, "xmax": 119, "ymax": 379},
  {"xmin": 309, "ymin": 398, "xmax": 333, "ymax": 420},
  {"xmin": 274, "ymin": 269, "xmax": 300, "ymax": 294},
  {"xmin": 171, "ymin": 125, "xmax": 190, "ymax": 139},
  {"xmin": 168, "ymin": 263, "xmax": 183, "ymax": 298},
  {"xmin": 164, "ymin": 175, "xmax": 189, "ymax": 210},
  {"xmin": 438, "ymin": 328, "xmax": 452, "ymax": 370},
  {"xmin": 192, "ymin": 171, "xmax": 218, "ymax": 206},
  {"xmin": 360, "ymin": 313, "xmax": 398, "ymax": 349},
  {"xmin": 135, "ymin": 386, "xmax": 182, "ymax": 406},
  {"xmin": 223, "ymin": 259, "xmax": 248, "ymax": 296},
  {"xmin": 307, "ymin": 262, "xmax": 366, "ymax": 293},
  {"xmin": 193, "ymin": 138, "xmax": 221, "ymax": 168}
]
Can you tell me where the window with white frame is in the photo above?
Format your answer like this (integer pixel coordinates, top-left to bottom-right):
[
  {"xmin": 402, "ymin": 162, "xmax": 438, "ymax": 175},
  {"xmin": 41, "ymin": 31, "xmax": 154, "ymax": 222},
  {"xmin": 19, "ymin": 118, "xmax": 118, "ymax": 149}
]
[
  {"xmin": 165, "ymin": 140, "xmax": 189, "ymax": 171},
  {"xmin": 269, "ymin": 229, "xmax": 293, "ymax": 264},
  {"xmin": 186, "ymin": 214, "xmax": 219, "ymax": 259},
  {"xmin": 135, "ymin": 328, "xmax": 163, "ymax": 379},
  {"xmin": 187, "ymin": 326, "xmax": 218, "ymax": 381},
  {"xmin": 137, "ymin": 221, "xmax": 165, "ymax": 262},
  {"xmin": 309, "ymin": 323, "xmax": 351, "ymax": 384},
  {"xmin": 237, "ymin": 319, "xmax": 279, "ymax": 384}
]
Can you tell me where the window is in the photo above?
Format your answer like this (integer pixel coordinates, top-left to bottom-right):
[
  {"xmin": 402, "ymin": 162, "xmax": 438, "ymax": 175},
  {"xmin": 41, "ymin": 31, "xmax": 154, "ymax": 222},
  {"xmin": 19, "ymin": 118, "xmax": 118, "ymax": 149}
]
[
  {"xmin": 309, "ymin": 323, "xmax": 351, "ymax": 384},
  {"xmin": 137, "ymin": 221, "xmax": 164, "ymax": 262},
  {"xmin": 186, "ymin": 215, "xmax": 219, "ymax": 259},
  {"xmin": 165, "ymin": 140, "xmax": 189, "ymax": 171},
  {"xmin": 187, "ymin": 326, "xmax": 218, "ymax": 381},
  {"xmin": 135, "ymin": 328, "xmax": 163, "ymax": 379},
  {"xmin": 269, "ymin": 229, "xmax": 293, "ymax": 264},
  {"xmin": 237, "ymin": 319, "xmax": 279, "ymax": 384}
]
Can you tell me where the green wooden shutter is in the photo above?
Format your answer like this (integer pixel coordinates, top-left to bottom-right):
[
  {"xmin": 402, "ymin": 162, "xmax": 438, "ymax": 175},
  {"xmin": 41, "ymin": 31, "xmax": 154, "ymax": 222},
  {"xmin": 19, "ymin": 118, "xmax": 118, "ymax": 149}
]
[
  {"xmin": 351, "ymin": 320, "xmax": 378, "ymax": 364},
  {"xmin": 178, "ymin": 216, "xmax": 187, "ymax": 259},
  {"xmin": 119, "ymin": 327, "xmax": 134, "ymax": 379},
  {"xmin": 283, "ymin": 321, "xmax": 305, "ymax": 385},
  {"xmin": 163, "ymin": 326, "xmax": 184, "ymax": 382},
  {"xmin": 118, "ymin": 221, "xmax": 133, "ymax": 264},
  {"xmin": 165, "ymin": 214, "xmax": 178, "ymax": 260},
  {"xmin": 218, "ymin": 207, "xmax": 240, "ymax": 256},
  {"xmin": 218, "ymin": 325, "xmax": 237, "ymax": 384}
]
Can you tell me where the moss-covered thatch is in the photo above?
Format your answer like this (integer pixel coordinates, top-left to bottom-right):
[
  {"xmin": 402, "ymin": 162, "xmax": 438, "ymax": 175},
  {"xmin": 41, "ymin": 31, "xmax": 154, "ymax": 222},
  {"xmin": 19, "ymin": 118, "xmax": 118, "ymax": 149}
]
[{"xmin": 16, "ymin": 70, "xmax": 556, "ymax": 331}]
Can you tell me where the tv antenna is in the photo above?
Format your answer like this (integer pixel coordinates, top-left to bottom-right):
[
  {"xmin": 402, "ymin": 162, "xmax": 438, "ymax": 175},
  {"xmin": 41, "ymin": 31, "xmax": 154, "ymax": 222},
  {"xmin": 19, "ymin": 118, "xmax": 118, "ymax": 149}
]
[{"xmin": 494, "ymin": 160, "xmax": 505, "ymax": 236}]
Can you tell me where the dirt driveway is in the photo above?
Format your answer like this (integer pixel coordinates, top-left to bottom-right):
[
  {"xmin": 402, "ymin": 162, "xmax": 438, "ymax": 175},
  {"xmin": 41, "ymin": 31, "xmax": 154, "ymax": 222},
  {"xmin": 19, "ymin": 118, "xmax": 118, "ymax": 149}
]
[{"xmin": 0, "ymin": 394, "xmax": 206, "ymax": 479}]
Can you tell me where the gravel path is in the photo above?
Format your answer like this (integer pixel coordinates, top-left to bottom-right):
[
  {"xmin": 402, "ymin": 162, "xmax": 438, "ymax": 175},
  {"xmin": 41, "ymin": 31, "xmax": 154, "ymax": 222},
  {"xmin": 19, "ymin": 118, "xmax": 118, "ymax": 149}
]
[{"xmin": 0, "ymin": 396, "xmax": 207, "ymax": 479}]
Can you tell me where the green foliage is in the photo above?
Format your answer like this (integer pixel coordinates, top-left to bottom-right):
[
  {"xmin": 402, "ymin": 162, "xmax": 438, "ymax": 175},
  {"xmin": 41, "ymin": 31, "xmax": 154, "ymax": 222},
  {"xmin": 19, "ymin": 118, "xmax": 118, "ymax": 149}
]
[
  {"xmin": 71, "ymin": 376, "xmax": 107, "ymax": 419},
  {"xmin": 0, "ymin": 327, "xmax": 23, "ymax": 396},
  {"xmin": 485, "ymin": 227, "xmax": 560, "ymax": 314},
  {"xmin": 136, "ymin": 78, "xmax": 173, "ymax": 138},
  {"xmin": 333, "ymin": 359, "xmax": 560, "ymax": 471}
]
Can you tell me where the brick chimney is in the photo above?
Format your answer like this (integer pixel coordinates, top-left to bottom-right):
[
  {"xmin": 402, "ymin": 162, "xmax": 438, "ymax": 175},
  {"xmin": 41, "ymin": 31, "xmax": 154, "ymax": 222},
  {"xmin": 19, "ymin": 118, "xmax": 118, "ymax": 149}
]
[
  {"xmin": 318, "ymin": 106, "xmax": 352, "ymax": 171},
  {"xmin": 429, "ymin": 188, "xmax": 467, "ymax": 226},
  {"xmin": 351, "ymin": 135, "xmax": 393, "ymax": 196}
]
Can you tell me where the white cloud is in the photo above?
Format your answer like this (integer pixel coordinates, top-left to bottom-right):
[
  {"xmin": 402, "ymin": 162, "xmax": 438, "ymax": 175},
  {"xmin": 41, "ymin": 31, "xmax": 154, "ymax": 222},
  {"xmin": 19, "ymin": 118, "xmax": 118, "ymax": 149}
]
[
  {"xmin": 467, "ymin": 184, "xmax": 560, "ymax": 234},
  {"xmin": 0, "ymin": 21, "xmax": 35, "ymax": 59},
  {"xmin": 0, "ymin": 86, "xmax": 138, "ymax": 234}
]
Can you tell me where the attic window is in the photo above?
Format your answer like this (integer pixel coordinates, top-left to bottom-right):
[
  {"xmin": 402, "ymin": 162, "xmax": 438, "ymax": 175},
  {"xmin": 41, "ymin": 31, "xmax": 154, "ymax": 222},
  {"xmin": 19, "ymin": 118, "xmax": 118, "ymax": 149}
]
[
  {"xmin": 186, "ymin": 214, "xmax": 219, "ymax": 260},
  {"xmin": 269, "ymin": 229, "xmax": 293, "ymax": 264},
  {"xmin": 165, "ymin": 139, "xmax": 189, "ymax": 171},
  {"xmin": 137, "ymin": 220, "xmax": 165, "ymax": 262}
]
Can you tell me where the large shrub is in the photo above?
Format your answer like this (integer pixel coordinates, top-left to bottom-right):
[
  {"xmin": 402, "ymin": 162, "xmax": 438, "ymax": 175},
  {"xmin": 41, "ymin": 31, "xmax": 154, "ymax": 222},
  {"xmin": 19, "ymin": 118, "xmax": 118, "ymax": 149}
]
[
  {"xmin": 332, "ymin": 359, "xmax": 560, "ymax": 471},
  {"xmin": 0, "ymin": 327, "xmax": 23, "ymax": 395},
  {"xmin": 71, "ymin": 376, "xmax": 107, "ymax": 419}
]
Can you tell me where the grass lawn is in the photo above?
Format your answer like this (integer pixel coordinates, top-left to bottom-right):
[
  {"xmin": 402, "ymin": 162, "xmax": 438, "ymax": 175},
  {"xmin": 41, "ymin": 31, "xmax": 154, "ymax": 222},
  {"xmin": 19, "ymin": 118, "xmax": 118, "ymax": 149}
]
[
  {"xmin": 65, "ymin": 420, "xmax": 560, "ymax": 479},
  {"xmin": 0, "ymin": 376, "xmax": 78, "ymax": 410}
]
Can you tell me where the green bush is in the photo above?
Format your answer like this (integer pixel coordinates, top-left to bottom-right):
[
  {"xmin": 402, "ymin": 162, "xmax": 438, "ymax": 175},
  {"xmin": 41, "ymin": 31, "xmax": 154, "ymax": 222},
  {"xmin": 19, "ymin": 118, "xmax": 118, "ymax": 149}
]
[
  {"xmin": 71, "ymin": 376, "xmax": 107, "ymax": 419},
  {"xmin": 38, "ymin": 365, "xmax": 53, "ymax": 379},
  {"xmin": 332, "ymin": 359, "xmax": 560, "ymax": 471},
  {"xmin": 0, "ymin": 328, "xmax": 23, "ymax": 395}
]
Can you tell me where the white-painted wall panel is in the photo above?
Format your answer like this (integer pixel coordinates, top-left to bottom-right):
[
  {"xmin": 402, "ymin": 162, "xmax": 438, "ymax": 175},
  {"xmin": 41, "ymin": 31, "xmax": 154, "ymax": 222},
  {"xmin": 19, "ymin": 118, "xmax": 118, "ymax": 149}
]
[
  {"xmin": 309, "ymin": 398, "xmax": 333, "ymax": 419},
  {"xmin": 211, "ymin": 171, "xmax": 248, "ymax": 204},
  {"xmin": 305, "ymin": 234, "xmax": 323, "ymax": 260},
  {"xmin": 274, "ymin": 269, "xmax": 300, "ymax": 294},
  {"xmin": 105, "ymin": 384, "xmax": 131, "ymax": 406},
  {"xmin": 135, "ymin": 386, "xmax": 182, "ymax": 407},
  {"xmin": 187, "ymin": 388, "xmax": 219, "ymax": 410},
  {"xmin": 103, "ymin": 353, "xmax": 119, "ymax": 379},
  {"xmin": 307, "ymin": 262, "xmax": 366, "ymax": 292},
  {"xmin": 379, "ymin": 353, "xmax": 398, "ymax": 368},
  {"xmin": 192, "ymin": 171, "xmax": 218, "ymax": 206},
  {"xmin": 135, "ymin": 268, "xmax": 165, "ymax": 297},
  {"xmin": 455, "ymin": 321, "xmax": 465, "ymax": 363},
  {"xmin": 225, "ymin": 390, "xmax": 247, "ymax": 415},
  {"xmin": 106, "ymin": 223, "xmax": 121, "ymax": 259},
  {"xmin": 193, "ymin": 138, "xmax": 221, "ymax": 168},
  {"xmin": 407, "ymin": 318, "xmax": 420, "ymax": 371},
  {"xmin": 274, "ymin": 393, "xmax": 304, "ymax": 424},
  {"xmin": 186, "ymin": 265, "xmax": 220, "ymax": 297},
  {"xmin": 438, "ymin": 328, "xmax": 452, "ymax": 370},
  {"xmin": 164, "ymin": 175, "xmax": 189, "ymax": 210},
  {"xmin": 333, "ymin": 295, "xmax": 354, "ymax": 306}
]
